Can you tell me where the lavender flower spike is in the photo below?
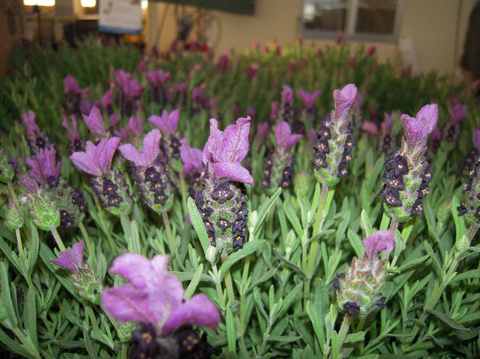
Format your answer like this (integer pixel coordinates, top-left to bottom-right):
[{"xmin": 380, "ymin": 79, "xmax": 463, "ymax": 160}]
[
  {"xmin": 26, "ymin": 147, "xmax": 61, "ymax": 188},
  {"xmin": 383, "ymin": 104, "xmax": 438, "ymax": 222},
  {"xmin": 263, "ymin": 121, "xmax": 302, "ymax": 191},
  {"xmin": 400, "ymin": 104, "xmax": 438, "ymax": 147},
  {"xmin": 71, "ymin": 137, "xmax": 130, "ymax": 215},
  {"xmin": 333, "ymin": 84, "xmax": 358, "ymax": 120},
  {"xmin": 21, "ymin": 111, "xmax": 50, "ymax": 153},
  {"xmin": 120, "ymin": 130, "xmax": 174, "ymax": 214},
  {"xmin": 64, "ymin": 75, "xmax": 82, "ymax": 95},
  {"xmin": 52, "ymin": 241, "xmax": 84, "ymax": 273},
  {"xmin": 101, "ymin": 254, "xmax": 220, "ymax": 333},
  {"xmin": 148, "ymin": 109, "xmax": 179, "ymax": 135},
  {"xmin": 336, "ymin": 230, "xmax": 393, "ymax": 317}
]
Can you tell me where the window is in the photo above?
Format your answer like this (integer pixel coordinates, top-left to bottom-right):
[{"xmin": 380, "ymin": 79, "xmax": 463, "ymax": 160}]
[{"xmin": 301, "ymin": 0, "xmax": 401, "ymax": 42}]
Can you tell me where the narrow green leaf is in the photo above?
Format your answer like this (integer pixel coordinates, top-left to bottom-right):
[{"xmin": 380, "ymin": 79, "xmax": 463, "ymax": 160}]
[{"xmin": 187, "ymin": 197, "xmax": 209, "ymax": 255}]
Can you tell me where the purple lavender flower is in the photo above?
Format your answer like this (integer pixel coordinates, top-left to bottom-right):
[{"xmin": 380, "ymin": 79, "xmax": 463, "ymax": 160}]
[
  {"xmin": 263, "ymin": 121, "xmax": 302, "ymax": 190},
  {"xmin": 336, "ymin": 231, "xmax": 393, "ymax": 317},
  {"xmin": 194, "ymin": 118, "xmax": 252, "ymax": 258},
  {"xmin": 449, "ymin": 98, "xmax": 467, "ymax": 125},
  {"xmin": 313, "ymin": 84, "xmax": 357, "ymax": 187},
  {"xmin": 101, "ymin": 254, "xmax": 220, "ymax": 334},
  {"xmin": 383, "ymin": 104, "xmax": 438, "ymax": 222},
  {"xmin": 298, "ymin": 89, "xmax": 321, "ymax": 111},
  {"xmin": 361, "ymin": 121, "xmax": 379, "ymax": 136},
  {"xmin": 52, "ymin": 241, "xmax": 84, "ymax": 273},
  {"xmin": 255, "ymin": 122, "xmax": 270, "ymax": 143},
  {"xmin": 101, "ymin": 88, "xmax": 114, "ymax": 114},
  {"xmin": 400, "ymin": 104, "xmax": 438, "ymax": 147},
  {"xmin": 21, "ymin": 111, "xmax": 51, "ymax": 153},
  {"xmin": 120, "ymin": 130, "xmax": 174, "ymax": 213},
  {"xmin": 333, "ymin": 84, "xmax": 358, "ymax": 120},
  {"xmin": 203, "ymin": 117, "xmax": 253, "ymax": 185},
  {"xmin": 71, "ymin": 137, "xmax": 131, "ymax": 215},
  {"xmin": 64, "ymin": 75, "xmax": 82, "ymax": 95},
  {"xmin": 192, "ymin": 85, "xmax": 210, "ymax": 112},
  {"xmin": 180, "ymin": 139, "xmax": 204, "ymax": 177},
  {"xmin": 381, "ymin": 112, "xmax": 394, "ymax": 153},
  {"xmin": 146, "ymin": 69, "xmax": 171, "ymax": 104},
  {"xmin": 270, "ymin": 101, "xmax": 279, "ymax": 120},
  {"xmin": 26, "ymin": 147, "xmax": 61, "ymax": 188},
  {"xmin": 246, "ymin": 63, "xmax": 259, "ymax": 80},
  {"xmin": 83, "ymin": 106, "xmax": 107, "ymax": 137},
  {"xmin": 216, "ymin": 52, "xmax": 231, "ymax": 72},
  {"xmin": 362, "ymin": 231, "xmax": 395, "ymax": 260},
  {"xmin": 114, "ymin": 70, "xmax": 144, "ymax": 116},
  {"xmin": 149, "ymin": 110, "xmax": 181, "ymax": 160}
]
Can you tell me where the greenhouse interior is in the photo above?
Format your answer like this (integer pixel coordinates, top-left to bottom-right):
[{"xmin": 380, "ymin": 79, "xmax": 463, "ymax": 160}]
[{"xmin": 1, "ymin": 0, "xmax": 480, "ymax": 358}]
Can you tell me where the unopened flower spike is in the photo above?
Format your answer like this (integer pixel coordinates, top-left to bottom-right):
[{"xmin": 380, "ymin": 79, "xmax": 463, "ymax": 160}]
[
  {"xmin": 52, "ymin": 241, "xmax": 102, "ymax": 303},
  {"xmin": 148, "ymin": 109, "xmax": 181, "ymax": 160},
  {"xmin": 193, "ymin": 117, "xmax": 252, "ymax": 261},
  {"xmin": 21, "ymin": 111, "xmax": 52, "ymax": 154},
  {"xmin": 64, "ymin": 75, "xmax": 89, "ymax": 116},
  {"xmin": 70, "ymin": 137, "xmax": 131, "ymax": 216},
  {"xmin": 101, "ymin": 254, "xmax": 219, "ymax": 358},
  {"xmin": 336, "ymin": 231, "xmax": 395, "ymax": 317},
  {"xmin": 459, "ymin": 128, "xmax": 480, "ymax": 225},
  {"xmin": 263, "ymin": 121, "xmax": 302, "ymax": 192},
  {"xmin": 382, "ymin": 104, "xmax": 438, "ymax": 223},
  {"xmin": 119, "ymin": 129, "xmax": 174, "ymax": 214},
  {"xmin": 313, "ymin": 84, "xmax": 358, "ymax": 187},
  {"xmin": 62, "ymin": 115, "xmax": 83, "ymax": 153},
  {"xmin": 26, "ymin": 148, "xmax": 84, "ymax": 230},
  {"xmin": 0, "ymin": 150, "xmax": 15, "ymax": 184}
]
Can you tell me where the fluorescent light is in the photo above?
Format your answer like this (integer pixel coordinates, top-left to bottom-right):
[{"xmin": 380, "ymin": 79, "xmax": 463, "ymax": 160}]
[
  {"xmin": 24, "ymin": 0, "xmax": 55, "ymax": 5},
  {"xmin": 81, "ymin": 0, "xmax": 96, "ymax": 7},
  {"xmin": 142, "ymin": 0, "xmax": 148, "ymax": 10}
]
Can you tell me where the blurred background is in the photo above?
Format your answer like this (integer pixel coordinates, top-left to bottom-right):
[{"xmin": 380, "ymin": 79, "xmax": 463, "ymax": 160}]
[{"xmin": 0, "ymin": 0, "xmax": 477, "ymax": 78}]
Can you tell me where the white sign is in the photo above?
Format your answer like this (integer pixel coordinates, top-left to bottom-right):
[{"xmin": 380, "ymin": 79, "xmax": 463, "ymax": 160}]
[{"xmin": 99, "ymin": 0, "xmax": 142, "ymax": 34}]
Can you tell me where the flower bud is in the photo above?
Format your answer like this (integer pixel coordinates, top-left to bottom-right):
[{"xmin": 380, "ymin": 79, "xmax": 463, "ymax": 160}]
[
  {"xmin": 90, "ymin": 171, "xmax": 131, "ymax": 217},
  {"xmin": 0, "ymin": 151, "xmax": 15, "ymax": 184},
  {"xmin": 29, "ymin": 192, "xmax": 60, "ymax": 231},
  {"xmin": 4, "ymin": 200, "xmax": 24, "ymax": 231}
]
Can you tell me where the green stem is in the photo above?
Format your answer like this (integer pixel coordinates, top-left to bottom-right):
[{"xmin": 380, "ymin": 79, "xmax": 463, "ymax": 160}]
[
  {"xmin": 313, "ymin": 185, "xmax": 335, "ymax": 237},
  {"xmin": 332, "ymin": 315, "xmax": 351, "ymax": 359},
  {"xmin": 79, "ymin": 222, "xmax": 94, "ymax": 258},
  {"xmin": 224, "ymin": 270, "xmax": 235, "ymax": 305},
  {"xmin": 50, "ymin": 227, "xmax": 66, "ymax": 251},
  {"xmin": 468, "ymin": 223, "xmax": 479, "ymax": 242},
  {"xmin": 15, "ymin": 229, "xmax": 24, "ymax": 258}
]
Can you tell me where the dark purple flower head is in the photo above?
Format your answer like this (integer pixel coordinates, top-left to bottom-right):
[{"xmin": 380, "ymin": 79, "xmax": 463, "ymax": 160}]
[
  {"xmin": 281, "ymin": 85, "xmax": 293, "ymax": 105},
  {"xmin": 52, "ymin": 241, "xmax": 84, "ymax": 273},
  {"xmin": 26, "ymin": 147, "xmax": 61, "ymax": 187},
  {"xmin": 274, "ymin": 121, "xmax": 302, "ymax": 151},
  {"xmin": 146, "ymin": 69, "xmax": 171, "ymax": 88},
  {"xmin": 114, "ymin": 70, "xmax": 144, "ymax": 99},
  {"xmin": 431, "ymin": 127, "xmax": 442, "ymax": 143},
  {"xmin": 474, "ymin": 129, "xmax": 480, "ymax": 151},
  {"xmin": 333, "ymin": 84, "xmax": 358, "ymax": 119},
  {"xmin": 298, "ymin": 89, "xmax": 321, "ymax": 110},
  {"xmin": 148, "ymin": 109, "xmax": 180, "ymax": 135},
  {"xmin": 21, "ymin": 111, "xmax": 41, "ymax": 142},
  {"xmin": 64, "ymin": 75, "xmax": 82, "ymax": 95},
  {"xmin": 192, "ymin": 86, "xmax": 209, "ymax": 108},
  {"xmin": 448, "ymin": 98, "xmax": 467, "ymax": 125},
  {"xmin": 203, "ymin": 117, "xmax": 253, "ymax": 185},
  {"xmin": 256, "ymin": 122, "xmax": 270, "ymax": 142},
  {"xmin": 119, "ymin": 129, "xmax": 161, "ymax": 168},
  {"xmin": 362, "ymin": 231, "xmax": 395, "ymax": 260},
  {"xmin": 83, "ymin": 106, "xmax": 106, "ymax": 136},
  {"xmin": 173, "ymin": 81, "xmax": 188, "ymax": 95},
  {"xmin": 116, "ymin": 116, "xmax": 144, "ymax": 141},
  {"xmin": 400, "ymin": 104, "xmax": 438, "ymax": 146},
  {"xmin": 270, "ymin": 101, "xmax": 279, "ymax": 120},
  {"xmin": 246, "ymin": 63, "xmax": 259, "ymax": 80},
  {"xmin": 70, "ymin": 137, "xmax": 121, "ymax": 176},
  {"xmin": 180, "ymin": 139, "xmax": 204, "ymax": 176},
  {"xmin": 101, "ymin": 254, "xmax": 220, "ymax": 335}
]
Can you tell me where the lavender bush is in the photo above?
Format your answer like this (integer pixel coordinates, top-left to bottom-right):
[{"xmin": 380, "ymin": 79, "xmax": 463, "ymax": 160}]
[{"xmin": 0, "ymin": 40, "xmax": 479, "ymax": 358}]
